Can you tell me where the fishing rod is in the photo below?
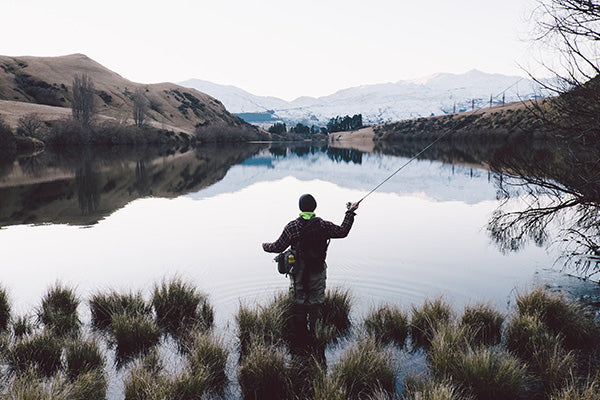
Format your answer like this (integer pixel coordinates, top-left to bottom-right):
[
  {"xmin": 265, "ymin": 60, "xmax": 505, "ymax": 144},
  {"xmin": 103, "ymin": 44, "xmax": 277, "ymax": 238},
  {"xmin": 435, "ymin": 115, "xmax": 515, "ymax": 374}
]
[{"xmin": 346, "ymin": 128, "xmax": 455, "ymax": 210}]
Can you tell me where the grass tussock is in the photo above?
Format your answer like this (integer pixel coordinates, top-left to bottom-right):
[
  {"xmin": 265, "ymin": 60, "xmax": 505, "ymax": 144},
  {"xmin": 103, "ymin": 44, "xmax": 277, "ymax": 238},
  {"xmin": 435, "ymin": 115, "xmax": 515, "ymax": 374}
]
[
  {"xmin": 550, "ymin": 374, "xmax": 600, "ymax": 400},
  {"xmin": 403, "ymin": 379, "xmax": 469, "ymax": 400},
  {"xmin": 124, "ymin": 363, "xmax": 168, "ymax": 400},
  {"xmin": 331, "ymin": 337, "xmax": 395, "ymax": 400},
  {"xmin": 236, "ymin": 292, "xmax": 293, "ymax": 356},
  {"xmin": 152, "ymin": 278, "xmax": 214, "ymax": 337},
  {"xmin": 0, "ymin": 286, "xmax": 11, "ymax": 333},
  {"xmin": 429, "ymin": 324, "xmax": 475, "ymax": 380},
  {"xmin": 11, "ymin": 315, "xmax": 33, "ymax": 338},
  {"xmin": 167, "ymin": 369, "xmax": 211, "ymax": 400},
  {"xmin": 505, "ymin": 312, "xmax": 557, "ymax": 360},
  {"xmin": 89, "ymin": 290, "xmax": 151, "ymax": 331},
  {"xmin": 37, "ymin": 283, "xmax": 80, "ymax": 337},
  {"xmin": 452, "ymin": 347, "xmax": 528, "ymax": 400},
  {"xmin": 364, "ymin": 303, "xmax": 408, "ymax": 347},
  {"xmin": 9, "ymin": 331, "xmax": 63, "ymax": 377},
  {"xmin": 187, "ymin": 332, "xmax": 229, "ymax": 392},
  {"xmin": 4, "ymin": 370, "xmax": 71, "ymax": 400},
  {"xmin": 322, "ymin": 287, "xmax": 352, "ymax": 339},
  {"xmin": 65, "ymin": 338, "xmax": 105, "ymax": 381},
  {"xmin": 71, "ymin": 370, "xmax": 108, "ymax": 400},
  {"xmin": 110, "ymin": 313, "xmax": 161, "ymax": 364},
  {"xmin": 238, "ymin": 342, "xmax": 292, "ymax": 400},
  {"xmin": 410, "ymin": 297, "xmax": 452, "ymax": 348},
  {"xmin": 460, "ymin": 303, "xmax": 504, "ymax": 346},
  {"xmin": 516, "ymin": 287, "xmax": 598, "ymax": 350}
]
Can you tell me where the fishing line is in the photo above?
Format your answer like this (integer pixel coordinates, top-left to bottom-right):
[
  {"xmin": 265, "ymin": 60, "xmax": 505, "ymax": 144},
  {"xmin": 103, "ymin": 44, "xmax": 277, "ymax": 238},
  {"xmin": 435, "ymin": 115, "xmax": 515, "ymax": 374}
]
[{"xmin": 347, "ymin": 78, "xmax": 525, "ymax": 208}]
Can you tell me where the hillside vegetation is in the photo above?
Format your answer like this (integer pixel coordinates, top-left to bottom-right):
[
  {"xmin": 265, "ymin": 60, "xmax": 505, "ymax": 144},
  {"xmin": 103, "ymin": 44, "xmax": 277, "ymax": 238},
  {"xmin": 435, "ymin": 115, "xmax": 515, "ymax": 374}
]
[{"xmin": 0, "ymin": 54, "xmax": 248, "ymax": 135}]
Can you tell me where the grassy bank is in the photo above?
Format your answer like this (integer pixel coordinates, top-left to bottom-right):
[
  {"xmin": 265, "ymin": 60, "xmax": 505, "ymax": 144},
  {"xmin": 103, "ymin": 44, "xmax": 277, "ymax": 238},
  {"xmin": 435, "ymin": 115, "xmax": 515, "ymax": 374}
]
[{"xmin": 0, "ymin": 282, "xmax": 598, "ymax": 399}]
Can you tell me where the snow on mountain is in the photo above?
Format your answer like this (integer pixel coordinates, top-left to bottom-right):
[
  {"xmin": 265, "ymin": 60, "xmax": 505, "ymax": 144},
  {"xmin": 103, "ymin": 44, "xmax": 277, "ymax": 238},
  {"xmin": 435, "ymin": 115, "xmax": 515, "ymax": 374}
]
[{"xmin": 179, "ymin": 70, "xmax": 546, "ymax": 127}]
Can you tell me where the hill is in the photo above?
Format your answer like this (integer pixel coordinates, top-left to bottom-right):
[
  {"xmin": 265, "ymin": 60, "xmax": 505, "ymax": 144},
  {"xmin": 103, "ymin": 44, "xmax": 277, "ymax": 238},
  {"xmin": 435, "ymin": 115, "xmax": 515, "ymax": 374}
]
[
  {"xmin": 180, "ymin": 70, "xmax": 547, "ymax": 127},
  {"xmin": 0, "ymin": 54, "xmax": 247, "ymax": 134}
]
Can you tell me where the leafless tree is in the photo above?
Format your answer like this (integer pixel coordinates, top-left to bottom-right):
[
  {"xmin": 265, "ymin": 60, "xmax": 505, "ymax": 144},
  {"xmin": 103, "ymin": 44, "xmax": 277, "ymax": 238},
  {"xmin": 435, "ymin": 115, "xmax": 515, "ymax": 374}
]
[
  {"xmin": 17, "ymin": 113, "xmax": 43, "ymax": 137},
  {"xmin": 72, "ymin": 74, "xmax": 96, "ymax": 125},
  {"xmin": 133, "ymin": 87, "xmax": 148, "ymax": 128}
]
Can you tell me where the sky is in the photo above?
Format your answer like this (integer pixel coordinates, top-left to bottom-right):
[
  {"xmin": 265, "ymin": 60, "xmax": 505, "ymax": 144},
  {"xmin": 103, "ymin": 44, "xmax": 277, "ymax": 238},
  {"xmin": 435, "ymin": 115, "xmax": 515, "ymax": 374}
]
[{"xmin": 0, "ymin": 0, "xmax": 542, "ymax": 101}]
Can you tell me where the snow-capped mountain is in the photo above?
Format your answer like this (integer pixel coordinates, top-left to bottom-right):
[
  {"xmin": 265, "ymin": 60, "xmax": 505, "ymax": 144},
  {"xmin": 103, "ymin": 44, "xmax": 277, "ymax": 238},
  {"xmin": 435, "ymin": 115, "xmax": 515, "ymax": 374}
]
[{"xmin": 179, "ymin": 70, "xmax": 545, "ymax": 127}]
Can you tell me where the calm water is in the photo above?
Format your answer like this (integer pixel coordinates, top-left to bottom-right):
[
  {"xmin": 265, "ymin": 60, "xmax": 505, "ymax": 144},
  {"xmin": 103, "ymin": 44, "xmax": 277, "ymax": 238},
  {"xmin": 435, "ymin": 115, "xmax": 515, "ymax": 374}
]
[{"xmin": 1, "ymin": 143, "xmax": 598, "ymax": 326}]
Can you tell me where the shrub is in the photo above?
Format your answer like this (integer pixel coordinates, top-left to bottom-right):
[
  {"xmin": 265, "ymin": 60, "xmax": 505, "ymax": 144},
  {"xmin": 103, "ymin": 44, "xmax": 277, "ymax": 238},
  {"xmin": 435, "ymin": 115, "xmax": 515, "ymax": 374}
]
[
  {"xmin": 331, "ymin": 337, "xmax": 395, "ymax": 400},
  {"xmin": 152, "ymin": 278, "xmax": 214, "ymax": 337},
  {"xmin": 187, "ymin": 333, "xmax": 229, "ymax": 392},
  {"xmin": 0, "ymin": 286, "xmax": 11, "ymax": 332},
  {"xmin": 110, "ymin": 313, "xmax": 161, "ymax": 364},
  {"xmin": 238, "ymin": 343, "xmax": 292, "ymax": 400},
  {"xmin": 515, "ymin": 288, "xmax": 598, "ymax": 350},
  {"xmin": 410, "ymin": 297, "xmax": 452, "ymax": 348},
  {"xmin": 65, "ymin": 338, "xmax": 105, "ymax": 381},
  {"xmin": 9, "ymin": 331, "xmax": 63, "ymax": 377},
  {"xmin": 37, "ymin": 283, "xmax": 80, "ymax": 337},
  {"xmin": 364, "ymin": 303, "xmax": 408, "ymax": 347},
  {"xmin": 460, "ymin": 303, "xmax": 504, "ymax": 346},
  {"xmin": 89, "ymin": 290, "xmax": 151, "ymax": 331}
]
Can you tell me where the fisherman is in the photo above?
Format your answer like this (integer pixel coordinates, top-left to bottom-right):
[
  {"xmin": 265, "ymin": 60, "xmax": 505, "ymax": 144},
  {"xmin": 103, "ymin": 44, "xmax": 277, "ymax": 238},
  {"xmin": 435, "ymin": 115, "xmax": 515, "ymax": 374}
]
[{"xmin": 262, "ymin": 194, "xmax": 359, "ymax": 338}]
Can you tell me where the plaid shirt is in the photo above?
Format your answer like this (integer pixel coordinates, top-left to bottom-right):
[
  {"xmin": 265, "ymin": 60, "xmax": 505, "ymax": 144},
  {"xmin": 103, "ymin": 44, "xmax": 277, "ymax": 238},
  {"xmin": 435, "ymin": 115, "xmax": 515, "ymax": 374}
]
[{"xmin": 262, "ymin": 211, "xmax": 356, "ymax": 254}]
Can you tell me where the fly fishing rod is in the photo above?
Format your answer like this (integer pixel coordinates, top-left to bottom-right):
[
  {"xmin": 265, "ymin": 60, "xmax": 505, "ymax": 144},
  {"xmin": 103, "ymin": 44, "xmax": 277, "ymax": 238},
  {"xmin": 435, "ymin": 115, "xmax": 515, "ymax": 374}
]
[{"xmin": 346, "ymin": 127, "xmax": 455, "ymax": 210}]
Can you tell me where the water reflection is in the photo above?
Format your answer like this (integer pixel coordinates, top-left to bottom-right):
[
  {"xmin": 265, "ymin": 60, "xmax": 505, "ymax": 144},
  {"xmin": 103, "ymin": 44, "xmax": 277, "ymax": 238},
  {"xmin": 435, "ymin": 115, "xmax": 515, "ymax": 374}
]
[{"xmin": 486, "ymin": 139, "xmax": 600, "ymax": 279}]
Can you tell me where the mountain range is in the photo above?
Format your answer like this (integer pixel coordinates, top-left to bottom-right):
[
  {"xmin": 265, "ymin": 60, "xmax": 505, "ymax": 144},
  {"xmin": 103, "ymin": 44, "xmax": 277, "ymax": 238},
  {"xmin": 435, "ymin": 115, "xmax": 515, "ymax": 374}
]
[{"xmin": 180, "ymin": 70, "xmax": 547, "ymax": 127}]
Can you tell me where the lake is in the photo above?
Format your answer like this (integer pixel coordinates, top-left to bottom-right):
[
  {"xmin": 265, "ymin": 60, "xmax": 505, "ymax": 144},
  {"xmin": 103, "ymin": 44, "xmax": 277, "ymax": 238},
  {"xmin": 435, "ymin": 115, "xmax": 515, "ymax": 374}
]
[{"xmin": 1, "ymin": 141, "xmax": 599, "ymax": 397}]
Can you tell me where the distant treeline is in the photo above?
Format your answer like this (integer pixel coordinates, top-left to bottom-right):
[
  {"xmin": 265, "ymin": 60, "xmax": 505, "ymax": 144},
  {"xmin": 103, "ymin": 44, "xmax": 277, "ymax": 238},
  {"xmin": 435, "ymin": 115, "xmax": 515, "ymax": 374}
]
[{"xmin": 267, "ymin": 114, "xmax": 364, "ymax": 138}]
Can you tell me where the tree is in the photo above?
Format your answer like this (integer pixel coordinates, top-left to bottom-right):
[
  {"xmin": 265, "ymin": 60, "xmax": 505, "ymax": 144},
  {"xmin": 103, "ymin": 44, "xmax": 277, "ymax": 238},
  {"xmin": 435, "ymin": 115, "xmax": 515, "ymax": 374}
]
[
  {"xmin": 133, "ymin": 87, "xmax": 148, "ymax": 127},
  {"xmin": 72, "ymin": 74, "xmax": 96, "ymax": 125},
  {"xmin": 268, "ymin": 122, "xmax": 287, "ymax": 134},
  {"xmin": 17, "ymin": 113, "xmax": 43, "ymax": 137}
]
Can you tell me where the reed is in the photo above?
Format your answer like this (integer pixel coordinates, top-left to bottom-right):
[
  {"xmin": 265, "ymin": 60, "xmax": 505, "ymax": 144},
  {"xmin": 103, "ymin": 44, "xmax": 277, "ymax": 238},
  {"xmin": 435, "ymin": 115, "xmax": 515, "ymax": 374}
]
[
  {"xmin": 89, "ymin": 290, "xmax": 151, "ymax": 331},
  {"xmin": 152, "ymin": 278, "xmax": 214, "ymax": 337},
  {"xmin": 330, "ymin": 337, "xmax": 395, "ymax": 400},
  {"xmin": 410, "ymin": 297, "xmax": 452, "ymax": 348},
  {"xmin": 516, "ymin": 287, "xmax": 598, "ymax": 350},
  {"xmin": 9, "ymin": 331, "xmax": 63, "ymax": 377},
  {"xmin": 0, "ymin": 286, "xmax": 11, "ymax": 332},
  {"xmin": 110, "ymin": 313, "xmax": 161, "ymax": 364},
  {"xmin": 37, "ymin": 283, "xmax": 80, "ymax": 337},
  {"xmin": 238, "ymin": 342, "xmax": 292, "ymax": 400},
  {"xmin": 65, "ymin": 338, "xmax": 105, "ymax": 381},
  {"xmin": 460, "ymin": 303, "xmax": 504, "ymax": 346},
  {"xmin": 364, "ymin": 303, "xmax": 409, "ymax": 347}
]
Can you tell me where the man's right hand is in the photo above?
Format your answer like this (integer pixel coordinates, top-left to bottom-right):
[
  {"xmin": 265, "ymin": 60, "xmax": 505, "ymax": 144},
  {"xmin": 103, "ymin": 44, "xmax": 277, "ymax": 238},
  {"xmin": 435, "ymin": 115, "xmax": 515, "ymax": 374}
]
[{"xmin": 347, "ymin": 202, "xmax": 360, "ymax": 212}]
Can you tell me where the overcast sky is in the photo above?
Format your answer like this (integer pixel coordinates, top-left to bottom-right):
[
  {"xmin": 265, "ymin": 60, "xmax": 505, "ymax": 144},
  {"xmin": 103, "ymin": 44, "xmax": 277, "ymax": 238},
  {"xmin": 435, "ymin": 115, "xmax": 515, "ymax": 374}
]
[{"xmin": 1, "ymin": 0, "xmax": 542, "ymax": 101}]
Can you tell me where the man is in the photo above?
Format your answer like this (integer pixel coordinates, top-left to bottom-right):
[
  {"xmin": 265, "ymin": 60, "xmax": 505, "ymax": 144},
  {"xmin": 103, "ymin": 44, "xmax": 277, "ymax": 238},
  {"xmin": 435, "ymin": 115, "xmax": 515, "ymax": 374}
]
[{"xmin": 262, "ymin": 193, "xmax": 359, "ymax": 337}]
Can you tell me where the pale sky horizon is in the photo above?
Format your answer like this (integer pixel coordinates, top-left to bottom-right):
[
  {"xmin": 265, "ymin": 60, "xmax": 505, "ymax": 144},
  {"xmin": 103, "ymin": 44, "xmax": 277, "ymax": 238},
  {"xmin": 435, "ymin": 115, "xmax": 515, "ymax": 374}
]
[{"xmin": 1, "ymin": 0, "xmax": 544, "ymax": 101}]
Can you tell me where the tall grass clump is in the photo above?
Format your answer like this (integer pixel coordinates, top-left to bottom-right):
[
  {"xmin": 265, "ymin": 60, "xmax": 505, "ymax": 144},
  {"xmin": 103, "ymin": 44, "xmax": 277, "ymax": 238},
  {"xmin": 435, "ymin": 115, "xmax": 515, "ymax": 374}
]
[
  {"xmin": 236, "ymin": 292, "xmax": 293, "ymax": 356},
  {"xmin": 313, "ymin": 372, "xmax": 347, "ymax": 400},
  {"xmin": 110, "ymin": 313, "xmax": 161, "ymax": 364},
  {"xmin": 71, "ymin": 370, "xmax": 108, "ymax": 400},
  {"xmin": 9, "ymin": 331, "xmax": 63, "ymax": 377},
  {"xmin": 452, "ymin": 347, "xmax": 528, "ymax": 400},
  {"xmin": 505, "ymin": 312, "xmax": 557, "ymax": 361},
  {"xmin": 551, "ymin": 374, "xmax": 600, "ymax": 400},
  {"xmin": 187, "ymin": 332, "xmax": 229, "ymax": 393},
  {"xmin": 152, "ymin": 278, "xmax": 214, "ymax": 337},
  {"xmin": 429, "ymin": 324, "xmax": 474, "ymax": 380},
  {"xmin": 516, "ymin": 287, "xmax": 598, "ymax": 350},
  {"xmin": 0, "ymin": 286, "xmax": 11, "ymax": 332},
  {"xmin": 12, "ymin": 315, "xmax": 33, "ymax": 338},
  {"xmin": 322, "ymin": 287, "xmax": 352, "ymax": 339},
  {"xmin": 410, "ymin": 297, "xmax": 452, "ymax": 348},
  {"xmin": 5, "ymin": 370, "xmax": 71, "ymax": 400},
  {"xmin": 330, "ymin": 337, "xmax": 395, "ymax": 400},
  {"xmin": 460, "ymin": 302, "xmax": 504, "ymax": 346},
  {"xmin": 123, "ymin": 363, "xmax": 168, "ymax": 400},
  {"xmin": 403, "ymin": 379, "xmax": 468, "ymax": 400},
  {"xmin": 65, "ymin": 338, "xmax": 105, "ymax": 381},
  {"xmin": 37, "ymin": 283, "xmax": 80, "ymax": 337},
  {"xmin": 238, "ymin": 342, "xmax": 292, "ymax": 400},
  {"xmin": 89, "ymin": 290, "xmax": 151, "ymax": 331},
  {"xmin": 364, "ymin": 303, "xmax": 408, "ymax": 347}
]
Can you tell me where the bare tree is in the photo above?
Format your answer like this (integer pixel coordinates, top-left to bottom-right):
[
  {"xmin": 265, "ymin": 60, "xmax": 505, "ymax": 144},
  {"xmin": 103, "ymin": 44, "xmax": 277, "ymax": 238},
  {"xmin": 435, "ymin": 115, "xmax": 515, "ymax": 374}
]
[
  {"xmin": 133, "ymin": 87, "xmax": 148, "ymax": 128},
  {"xmin": 72, "ymin": 74, "xmax": 96, "ymax": 125},
  {"xmin": 17, "ymin": 113, "xmax": 43, "ymax": 137}
]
